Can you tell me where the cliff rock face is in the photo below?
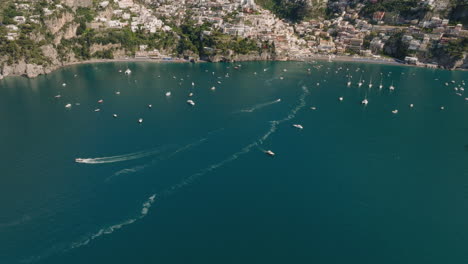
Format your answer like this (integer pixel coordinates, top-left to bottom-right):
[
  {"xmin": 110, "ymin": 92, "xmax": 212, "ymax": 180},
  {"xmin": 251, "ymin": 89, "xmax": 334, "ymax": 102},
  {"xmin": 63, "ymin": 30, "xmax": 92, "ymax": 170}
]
[
  {"xmin": 1, "ymin": 61, "xmax": 49, "ymax": 78},
  {"xmin": 45, "ymin": 12, "xmax": 75, "ymax": 35},
  {"xmin": 61, "ymin": 0, "xmax": 93, "ymax": 8}
]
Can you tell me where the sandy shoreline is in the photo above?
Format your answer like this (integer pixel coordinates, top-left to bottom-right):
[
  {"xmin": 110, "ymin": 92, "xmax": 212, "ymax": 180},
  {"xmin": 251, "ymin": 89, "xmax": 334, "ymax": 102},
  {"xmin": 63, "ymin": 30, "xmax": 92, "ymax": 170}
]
[{"xmin": 0, "ymin": 55, "xmax": 456, "ymax": 80}]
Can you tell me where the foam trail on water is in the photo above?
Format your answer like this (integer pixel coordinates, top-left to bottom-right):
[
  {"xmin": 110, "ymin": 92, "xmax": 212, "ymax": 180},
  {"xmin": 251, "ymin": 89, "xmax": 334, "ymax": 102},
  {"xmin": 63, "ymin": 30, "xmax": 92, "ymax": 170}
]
[
  {"xmin": 164, "ymin": 85, "xmax": 309, "ymax": 195},
  {"xmin": 70, "ymin": 194, "xmax": 156, "ymax": 249},
  {"xmin": 105, "ymin": 129, "xmax": 223, "ymax": 181},
  {"xmin": 75, "ymin": 145, "xmax": 173, "ymax": 164},
  {"xmin": 61, "ymin": 87, "xmax": 310, "ymax": 255},
  {"xmin": 236, "ymin": 98, "xmax": 281, "ymax": 113},
  {"xmin": 259, "ymin": 85, "xmax": 309, "ymax": 144}
]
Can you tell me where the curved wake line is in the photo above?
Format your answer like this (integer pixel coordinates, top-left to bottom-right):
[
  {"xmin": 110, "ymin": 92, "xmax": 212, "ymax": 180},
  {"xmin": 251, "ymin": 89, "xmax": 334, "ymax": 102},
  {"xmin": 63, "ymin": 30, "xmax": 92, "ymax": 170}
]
[
  {"xmin": 75, "ymin": 145, "xmax": 173, "ymax": 164},
  {"xmin": 65, "ymin": 86, "xmax": 309, "ymax": 254},
  {"xmin": 236, "ymin": 98, "xmax": 281, "ymax": 113},
  {"xmin": 163, "ymin": 85, "xmax": 309, "ymax": 194},
  {"xmin": 105, "ymin": 137, "xmax": 210, "ymax": 182},
  {"xmin": 70, "ymin": 194, "xmax": 156, "ymax": 249}
]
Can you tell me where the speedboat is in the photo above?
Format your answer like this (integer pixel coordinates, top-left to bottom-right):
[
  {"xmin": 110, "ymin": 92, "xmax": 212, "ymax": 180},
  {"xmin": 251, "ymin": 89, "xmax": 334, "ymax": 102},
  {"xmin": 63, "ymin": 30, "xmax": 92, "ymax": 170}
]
[
  {"xmin": 280, "ymin": 77, "xmax": 284, "ymax": 80},
  {"xmin": 392, "ymin": 109, "xmax": 398, "ymax": 114},
  {"xmin": 310, "ymin": 106, "xmax": 317, "ymax": 110},
  {"xmin": 65, "ymin": 103, "xmax": 72, "ymax": 108},
  {"xmin": 440, "ymin": 106, "xmax": 445, "ymax": 110},
  {"xmin": 94, "ymin": 108, "xmax": 100, "ymax": 112},
  {"xmin": 265, "ymin": 150, "xmax": 275, "ymax": 157},
  {"xmin": 211, "ymin": 86, "xmax": 216, "ymax": 91},
  {"xmin": 339, "ymin": 97, "xmax": 344, "ymax": 101},
  {"xmin": 75, "ymin": 158, "xmax": 84, "ymax": 163},
  {"xmin": 361, "ymin": 99, "xmax": 368, "ymax": 105},
  {"xmin": 165, "ymin": 92, "xmax": 171, "ymax": 97},
  {"xmin": 116, "ymin": 91, "xmax": 121, "ymax": 95},
  {"xmin": 62, "ymin": 83, "xmax": 67, "ymax": 87},
  {"xmin": 138, "ymin": 118, "xmax": 143, "ymax": 123},
  {"xmin": 292, "ymin": 124, "xmax": 304, "ymax": 129},
  {"xmin": 347, "ymin": 81, "xmax": 351, "ymax": 86},
  {"xmin": 148, "ymin": 104, "xmax": 152, "ymax": 108},
  {"xmin": 187, "ymin": 100, "xmax": 195, "ymax": 106},
  {"xmin": 188, "ymin": 92, "xmax": 194, "ymax": 97},
  {"xmin": 125, "ymin": 69, "xmax": 132, "ymax": 75},
  {"xmin": 409, "ymin": 104, "xmax": 414, "ymax": 108},
  {"xmin": 98, "ymin": 99, "xmax": 103, "ymax": 103},
  {"xmin": 55, "ymin": 95, "xmax": 61, "ymax": 98},
  {"xmin": 113, "ymin": 114, "xmax": 118, "ymax": 118}
]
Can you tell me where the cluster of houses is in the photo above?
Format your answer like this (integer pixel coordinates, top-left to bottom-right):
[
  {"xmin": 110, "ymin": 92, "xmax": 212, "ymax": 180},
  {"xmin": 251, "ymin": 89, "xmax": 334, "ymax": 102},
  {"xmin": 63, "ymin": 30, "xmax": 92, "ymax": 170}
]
[{"xmin": 1, "ymin": 0, "xmax": 467, "ymax": 66}]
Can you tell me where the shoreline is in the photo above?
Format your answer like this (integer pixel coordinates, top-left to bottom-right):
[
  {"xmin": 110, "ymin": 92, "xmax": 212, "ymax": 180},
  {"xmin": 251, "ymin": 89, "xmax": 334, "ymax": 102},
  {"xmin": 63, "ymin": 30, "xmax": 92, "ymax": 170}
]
[{"xmin": 0, "ymin": 55, "xmax": 460, "ymax": 81}]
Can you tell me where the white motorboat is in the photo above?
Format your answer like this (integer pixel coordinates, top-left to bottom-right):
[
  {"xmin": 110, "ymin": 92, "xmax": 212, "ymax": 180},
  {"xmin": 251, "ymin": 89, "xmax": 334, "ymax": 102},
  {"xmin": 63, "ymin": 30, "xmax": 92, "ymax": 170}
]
[
  {"xmin": 94, "ymin": 108, "xmax": 100, "ymax": 112},
  {"xmin": 361, "ymin": 99, "xmax": 368, "ymax": 105},
  {"xmin": 188, "ymin": 92, "xmax": 194, "ymax": 97},
  {"xmin": 187, "ymin": 100, "xmax": 195, "ymax": 106},
  {"xmin": 292, "ymin": 124, "xmax": 304, "ymax": 129},
  {"xmin": 116, "ymin": 91, "xmax": 121, "ymax": 95},
  {"xmin": 409, "ymin": 104, "xmax": 414, "ymax": 108},
  {"xmin": 339, "ymin": 97, "xmax": 344, "ymax": 101},
  {"xmin": 166, "ymin": 92, "xmax": 171, "ymax": 97},
  {"xmin": 113, "ymin": 114, "xmax": 118, "ymax": 118},
  {"xmin": 138, "ymin": 118, "xmax": 143, "ymax": 123},
  {"xmin": 98, "ymin": 99, "xmax": 103, "ymax": 103},
  {"xmin": 310, "ymin": 106, "xmax": 317, "ymax": 110},
  {"xmin": 125, "ymin": 69, "xmax": 132, "ymax": 75},
  {"xmin": 392, "ymin": 109, "xmax": 398, "ymax": 114},
  {"xmin": 148, "ymin": 104, "xmax": 152, "ymax": 108},
  {"xmin": 62, "ymin": 83, "xmax": 67, "ymax": 87},
  {"xmin": 211, "ymin": 86, "xmax": 216, "ymax": 91},
  {"xmin": 65, "ymin": 103, "xmax": 72, "ymax": 108},
  {"xmin": 265, "ymin": 150, "xmax": 275, "ymax": 157},
  {"xmin": 55, "ymin": 95, "xmax": 61, "ymax": 98}
]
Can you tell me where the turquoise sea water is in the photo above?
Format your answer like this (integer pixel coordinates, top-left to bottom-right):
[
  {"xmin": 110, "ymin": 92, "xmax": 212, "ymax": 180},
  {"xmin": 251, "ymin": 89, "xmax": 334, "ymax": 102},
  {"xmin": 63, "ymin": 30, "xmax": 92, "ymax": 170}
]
[{"xmin": 0, "ymin": 61, "xmax": 467, "ymax": 264}]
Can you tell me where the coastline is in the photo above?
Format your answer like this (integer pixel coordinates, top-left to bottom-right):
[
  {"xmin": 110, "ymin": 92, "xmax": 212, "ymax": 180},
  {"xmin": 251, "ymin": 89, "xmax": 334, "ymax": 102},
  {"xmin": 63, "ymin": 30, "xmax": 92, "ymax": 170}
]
[{"xmin": 0, "ymin": 55, "xmax": 457, "ymax": 81}]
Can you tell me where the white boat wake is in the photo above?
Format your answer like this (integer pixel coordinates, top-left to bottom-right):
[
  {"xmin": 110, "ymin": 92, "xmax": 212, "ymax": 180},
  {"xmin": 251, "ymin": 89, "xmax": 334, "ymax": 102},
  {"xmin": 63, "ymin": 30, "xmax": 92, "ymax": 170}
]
[
  {"xmin": 236, "ymin": 98, "xmax": 281, "ymax": 113},
  {"xmin": 70, "ymin": 194, "xmax": 156, "ymax": 249},
  {"xmin": 64, "ymin": 87, "xmax": 309, "ymax": 254},
  {"xmin": 75, "ymin": 145, "xmax": 173, "ymax": 164}
]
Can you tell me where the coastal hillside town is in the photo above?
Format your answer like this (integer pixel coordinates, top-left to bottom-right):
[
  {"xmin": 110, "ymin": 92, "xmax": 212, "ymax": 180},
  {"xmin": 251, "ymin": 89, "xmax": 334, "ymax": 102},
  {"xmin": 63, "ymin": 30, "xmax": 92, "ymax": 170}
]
[{"xmin": 0, "ymin": 0, "xmax": 467, "ymax": 78}]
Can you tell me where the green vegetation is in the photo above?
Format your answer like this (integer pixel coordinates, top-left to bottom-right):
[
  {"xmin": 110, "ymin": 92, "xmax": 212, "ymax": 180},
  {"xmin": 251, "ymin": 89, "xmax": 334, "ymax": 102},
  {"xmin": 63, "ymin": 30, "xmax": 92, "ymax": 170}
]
[
  {"xmin": 383, "ymin": 32, "xmax": 409, "ymax": 59},
  {"xmin": 360, "ymin": 0, "xmax": 429, "ymax": 21},
  {"xmin": 256, "ymin": 0, "xmax": 311, "ymax": 22}
]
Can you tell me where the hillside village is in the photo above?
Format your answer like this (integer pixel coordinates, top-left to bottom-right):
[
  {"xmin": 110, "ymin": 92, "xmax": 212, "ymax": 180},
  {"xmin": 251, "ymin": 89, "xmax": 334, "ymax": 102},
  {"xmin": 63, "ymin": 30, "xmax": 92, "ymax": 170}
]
[{"xmin": 0, "ymin": 0, "xmax": 467, "ymax": 78}]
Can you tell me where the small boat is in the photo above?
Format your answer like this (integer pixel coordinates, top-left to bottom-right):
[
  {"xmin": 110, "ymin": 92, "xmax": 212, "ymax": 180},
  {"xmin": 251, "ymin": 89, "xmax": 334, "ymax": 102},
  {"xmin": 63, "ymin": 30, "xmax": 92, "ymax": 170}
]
[
  {"xmin": 188, "ymin": 92, "xmax": 194, "ymax": 97},
  {"xmin": 358, "ymin": 76, "xmax": 362, "ymax": 87},
  {"xmin": 347, "ymin": 81, "xmax": 351, "ymax": 86},
  {"xmin": 392, "ymin": 109, "xmax": 398, "ymax": 114},
  {"xmin": 166, "ymin": 92, "xmax": 171, "ymax": 97},
  {"xmin": 187, "ymin": 100, "xmax": 195, "ymax": 106},
  {"xmin": 54, "ymin": 95, "xmax": 61, "ymax": 98},
  {"xmin": 292, "ymin": 124, "xmax": 304, "ymax": 129},
  {"xmin": 113, "ymin": 114, "xmax": 118, "ymax": 118},
  {"xmin": 361, "ymin": 99, "xmax": 368, "ymax": 105},
  {"xmin": 217, "ymin": 81, "xmax": 222, "ymax": 84},
  {"xmin": 310, "ymin": 106, "xmax": 317, "ymax": 110},
  {"xmin": 148, "ymin": 104, "xmax": 152, "ymax": 108},
  {"xmin": 65, "ymin": 103, "xmax": 72, "ymax": 108},
  {"xmin": 211, "ymin": 86, "xmax": 216, "ymax": 91},
  {"xmin": 116, "ymin": 91, "xmax": 121, "ymax": 95},
  {"xmin": 379, "ymin": 78, "xmax": 383, "ymax": 89},
  {"xmin": 368, "ymin": 78, "xmax": 373, "ymax": 88},
  {"xmin": 125, "ymin": 69, "xmax": 132, "ymax": 75},
  {"xmin": 62, "ymin": 83, "xmax": 67, "ymax": 87},
  {"xmin": 75, "ymin": 158, "xmax": 84, "ymax": 163},
  {"xmin": 265, "ymin": 150, "xmax": 275, "ymax": 157},
  {"xmin": 98, "ymin": 99, "xmax": 104, "ymax": 103},
  {"xmin": 94, "ymin": 108, "xmax": 100, "ymax": 112},
  {"xmin": 191, "ymin": 82, "xmax": 195, "ymax": 86},
  {"xmin": 440, "ymin": 106, "xmax": 445, "ymax": 110},
  {"xmin": 138, "ymin": 118, "xmax": 143, "ymax": 123},
  {"xmin": 409, "ymin": 104, "xmax": 414, "ymax": 108},
  {"xmin": 339, "ymin": 97, "xmax": 344, "ymax": 101},
  {"xmin": 118, "ymin": 70, "xmax": 122, "ymax": 73},
  {"xmin": 280, "ymin": 77, "xmax": 284, "ymax": 80}
]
